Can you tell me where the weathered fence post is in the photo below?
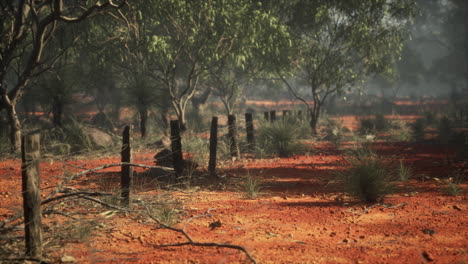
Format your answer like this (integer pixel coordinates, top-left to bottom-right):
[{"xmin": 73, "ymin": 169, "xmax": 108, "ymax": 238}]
[
  {"xmin": 282, "ymin": 110, "xmax": 288, "ymax": 119},
  {"xmin": 208, "ymin": 116, "xmax": 218, "ymax": 178},
  {"xmin": 21, "ymin": 134, "xmax": 43, "ymax": 258},
  {"xmin": 270, "ymin": 110, "xmax": 276, "ymax": 122},
  {"xmin": 170, "ymin": 120, "xmax": 184, "ymax": 179},
  {"xmin": 264, "ymin": 111, "xmax": 269, "ymax": 121},
  {"xmin": 297, "ymin": 110, "xmax": 303, "ymax": 120},
  {"xmin": 121, "ymin": 126, "xmax": 132, "ymax": 207},
  {"xmin": 245, "ymin": 113, "xmax": 255, "ymax": 152},
  {"xmin": 228, "ymin": 114, "xmax": 239, "ymax": 158}
]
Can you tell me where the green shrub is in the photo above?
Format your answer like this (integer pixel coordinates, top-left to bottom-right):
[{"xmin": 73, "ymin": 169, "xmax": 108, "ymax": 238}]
[
  {"xmin": 42, "ymin": 118, "xmax": 94, "ymax": 153},
  {"xmin": 411, "ymin": 118, "xmax": 426, "ymax": 142},
  {"xmin": 358, "ymin": 114, "xmax": 389, "ymax": 135},
  {"xmin": 343, "ymin": 157, "xmax": 393, "ymax": 203},
  {"xmin": 444, "ymin": 182, "xmax": 462, "ymax": 196},
  {"xmin": 438, "ymin": 116, "xmax": 453, "ymax": 144},
  {"xmin": 182, "ymin": 133, "xmax": 209, "ymax": 167},
  {"xmin": 321, "ymin": 118, "xmax": 348, "ymax": 148},
  {"xmin": 244, "ymin": 176, "xmax": 262, "ymax": 199},
  {"xmin": 397, "ymin": 160, "xmax": 412, "ymax": 181},
  {"xmin": 358, "ymin": 118, "xmax": 375, "ymax": 135},
  {"xmin": 390, "ymin": 120, "xmax": 412, "ymax": 142},
  {"xmin": 256, "ymin": 119, "xmax": 304, "ymax": 157}
]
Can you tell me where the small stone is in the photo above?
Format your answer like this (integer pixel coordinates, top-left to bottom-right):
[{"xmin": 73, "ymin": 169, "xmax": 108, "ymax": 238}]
[
  {"xmin": 422, "ymin": 251, "xmax": 434, "ymax": 262},
  {"xmin": 61, "ymin": 255, "xmax": 76, "ymax": 263},
  {"xmin": 453, "ymin": 205, "xmax": 462, "ymax": 211},
  {"xmin": 343, "ymin": 238, "xmax": 348, "ymax": 243},
  {"xmin": 330, "ymin": 232, "xmax": 336, "ymax": 237},
  {"xmin": 359, "ymin": 235, "xmax": 365, "ymax": 239}
]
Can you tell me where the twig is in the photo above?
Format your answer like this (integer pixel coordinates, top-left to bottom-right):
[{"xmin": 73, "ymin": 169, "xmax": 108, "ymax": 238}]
[
  {"xmin": 139, "ymin": 201, "xmax": 256, "ymax": 263},
  {"xmin": 42, "ymin": 209, "xmax": 80, "ymax": 221},
  {"xmin": 42, "ymin": 191, "xmax": 113, "ymax": 206},
  {"xmin": 79, "ymin": 195, "xmax": 132, "ymax": 212}
]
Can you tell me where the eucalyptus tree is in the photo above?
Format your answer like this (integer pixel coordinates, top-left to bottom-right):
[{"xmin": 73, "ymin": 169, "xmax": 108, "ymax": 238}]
[
  {"xmin": 0, "ymin": 0, "xmax": 127, "ymax": 152},
  {"xmin": 271, "ymin": 1, "xmax": 415, "ymax": 134},
  {"xmin": 146, "ymin": 0, "xmax": 287, "ymax": 131}
]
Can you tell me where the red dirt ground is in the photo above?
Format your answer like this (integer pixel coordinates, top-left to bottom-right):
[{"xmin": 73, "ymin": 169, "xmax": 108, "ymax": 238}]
[{"xmin": 0, "ymin": 113, "xmax": 467, "ymax": 264}]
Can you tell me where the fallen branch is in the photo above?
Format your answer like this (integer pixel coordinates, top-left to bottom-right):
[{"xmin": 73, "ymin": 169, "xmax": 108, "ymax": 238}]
[
  {"xmin": 46, "ymin": 162, "xmax": 174, "ymax": 199},
  {"xmin": 139, "ymin": 201, "xmax": 256, "ymax": 264}
]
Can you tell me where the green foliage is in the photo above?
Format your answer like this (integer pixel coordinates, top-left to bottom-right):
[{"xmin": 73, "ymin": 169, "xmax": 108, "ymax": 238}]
[
  {"xmin": 321, "ymin": 118, "xmax": 349, "ymax": 148},
  {"xmin": 42, "ymin": 119, "xmax": 94, "ymax": 154},
  {"xmin": 244, "ymin": 176, "xmax": 262, "ymax": 199},
  {"xmin": 153, "ymin": 205, "xmax": 180, "ymax": 226},
  {"xmin": 358, "ymin": 114, "xmax": 390, "ymax": 135},
  {"xmin": 256, "ymin": 120, "xmax": 304, "ymax": 157},
  {"xmin": 182, "ymin": 133, "xmax": 209, "ymax": 167},
  {"xmin": 397, "ymin": 160, "xmax": 413, "ymax": 181},
  {"xmin": 437, "ymin": 116, "xmax": 453, "ymax": 144},
  {"xmin": 390, "ymin": 120, "xmax": 412, "ymax": 142},
  {"xmin": 343, "ymin": 156, "xmax": 393, "ymax": 203},
  {"xmin": 444, "ymin": 182, "xmax": 462, "ymax": 196},
  {"xmin": 411, "ymin": 118, "xmax": 426, "ymax": 142}
]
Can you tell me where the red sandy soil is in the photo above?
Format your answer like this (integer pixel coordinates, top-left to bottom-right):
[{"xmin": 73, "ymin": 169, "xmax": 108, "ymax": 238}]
[{"xmin": 0, "ymin": 138, "xmax": 467, "ymax": 264}]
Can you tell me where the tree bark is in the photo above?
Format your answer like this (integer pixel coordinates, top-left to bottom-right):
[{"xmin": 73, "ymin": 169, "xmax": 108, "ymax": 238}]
[
  {"xmin": 227, "ymin": 114, "xmax": 239, "ymax": 158},
  {"xmin": 21, "ymin": 134, "xmax": 43, "ymax": 258},
  {"xmin": 6, "ymin": 103, "xmax": 21, "ymax": 152},
  {"xmin": 208, "ymin": 116, "xmax": 218, "ymax": 178},
  {"xmin": 52, "ymin": 96, "xmax": 63, "ymax": 127},
  {"xmin": 121, "ymin": 126, "xmax": 132, "ymax": 207},
  {"xmin": 138, "ymin": 105, "xmax": 148, "ymax": 138}
]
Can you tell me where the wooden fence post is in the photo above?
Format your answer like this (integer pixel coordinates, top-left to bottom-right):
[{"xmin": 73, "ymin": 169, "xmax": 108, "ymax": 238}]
[
  {"xmin": 264, "ymin": 111, "xmax": 269, "ymax": 121},
  {"xmin": 208, "ymin": 116, "xmax": 218, "ymax": 178},
  {"xmin": 297, "ymin": 110, "xmax": 303, "ymax": 120},
  {"xmin": 170, "ymin": 120, "xmax": 184, "ymax": 179},
  {"xmin": 270, "ymin": 110, "xmax": 276, "ymax": 122},
  {"xmin": 21, "ymin": 134, "xmax": 43, "ymax": 258},
  {"xmin": 245, "ymin": 113, "xmax": 255, "ymax": 152},
  {"xmin": 228, "ymin": 114, "xmax": 239, "ymax": 158},
  {"xmin": 121, "ymin": 126, "xmax": 132, "ymax": 207}
]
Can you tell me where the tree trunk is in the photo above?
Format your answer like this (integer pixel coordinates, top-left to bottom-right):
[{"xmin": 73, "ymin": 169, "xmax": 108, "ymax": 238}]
[
  {"xmin": 52, "ymin": 97, "xmax": 63, "ymax": 127},
  {"xmin": 138, "ymin": 105, "xmax": 148, "ymax": 138},
  {"xmin": 6, "ymin": 103, "xmax": 21, "ymax": 152}
]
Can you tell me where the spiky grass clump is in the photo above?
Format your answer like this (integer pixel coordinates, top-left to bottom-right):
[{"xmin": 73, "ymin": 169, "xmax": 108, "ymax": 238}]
[
  {"xmin": 256, "ymin": 120, "xmax": 304, "ymax": 157},
  {"xmin": 397, "ymin": 160, "xmax": 413, "ymax": 181},
  {"xmin": 344, "ymin": 157, "xmax": 393, "ymax": 203},
  {"xmin": 244, "ymin": 176, "xmax": 262, "ymax": 199},
  {"xmin": 321, "ymin": 118, "xmax": 349, "ymax": 148}
]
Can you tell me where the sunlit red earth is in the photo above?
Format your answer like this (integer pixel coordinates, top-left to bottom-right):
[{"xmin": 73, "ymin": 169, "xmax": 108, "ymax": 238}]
[{"xmin": 0, "ymin": 112, "xmax": 467, "ymax": 264}]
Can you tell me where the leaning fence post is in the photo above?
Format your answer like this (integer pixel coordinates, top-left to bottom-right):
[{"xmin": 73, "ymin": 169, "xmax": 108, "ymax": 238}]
[
  {"xmin": 270, "ymin": 110, "xmax": 276, "ymax": 122},
  {"xmin": 245, "ymin": 113, "xmax": 255, "ymax": 152},
  {"xmin": 121, "ymin": 126, "xmax": 132, "ymax": 207},
  {"xmin": 264, "ymin": 111, "xmax": 269, "ymax": 121},
  {"xmin": 170, "ymin": 120, "xmax": 184, "ymax": 179},
  {"xmin": 228, "ymin": 114, "xmax": 239, "ymax": 158},
  {"xmin": 21, "ymin": 134, "xmax": 43, "ymax": 258},
  {"xmin": 208, "ymin": 116, "xmax": 218, "ymax": 178}
]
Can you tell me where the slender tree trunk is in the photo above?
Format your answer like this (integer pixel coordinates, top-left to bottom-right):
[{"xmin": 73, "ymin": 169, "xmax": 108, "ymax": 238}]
[
  {"xmin": 6, "ymin": 103, "xmax": 21, "ymax": 152},
  {"xmin": 138, "ymin": 105, "xmax": 148, "ymax": 138},
  {"xmin": 52, "ymin": 97, "xmax": 63, "ymax": 127}
]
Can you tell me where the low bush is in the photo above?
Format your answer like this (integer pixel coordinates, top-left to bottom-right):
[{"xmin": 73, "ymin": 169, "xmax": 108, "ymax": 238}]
[
  {"xmin": 244, "ymin": 176, "xmax": 262, "ymax": 199},
  {"xmin": 437, "ymin": 116, "xmax": 453, "ymax": 144},
  {"xmin": 411, "ymin": 118, "xmax": 426, "ymax": 142},
  {"xmin": 358, "ymin": 114, "xmax": 389, "ymax": 135},
  {"xmin": 343, "ymin": 156, "xmax": 393, "ymax": 203},
  {"xmin": 256, "ymin": 119, "xmax": 304, "ymax": 157},
  {"xmin": 321, "ymin": 118, "xmax": 349, "ymax": 148},
  {"xmin": 397, "ymin": 160, "xmax": 412, "ymax": 181}
]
